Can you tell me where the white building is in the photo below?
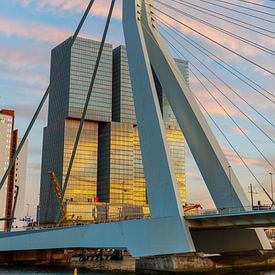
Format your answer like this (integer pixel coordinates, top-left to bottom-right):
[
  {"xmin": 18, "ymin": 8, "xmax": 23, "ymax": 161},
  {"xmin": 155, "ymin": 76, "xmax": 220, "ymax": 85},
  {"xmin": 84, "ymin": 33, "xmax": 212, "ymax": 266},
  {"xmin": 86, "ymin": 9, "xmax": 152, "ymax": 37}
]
[
  {"xmin": 0, "ymin": 110, "xmax": 28, "ymax": 231},
  {"xmin": 0, "ymin": 110, "xmax": 15, "ymax": 231}
]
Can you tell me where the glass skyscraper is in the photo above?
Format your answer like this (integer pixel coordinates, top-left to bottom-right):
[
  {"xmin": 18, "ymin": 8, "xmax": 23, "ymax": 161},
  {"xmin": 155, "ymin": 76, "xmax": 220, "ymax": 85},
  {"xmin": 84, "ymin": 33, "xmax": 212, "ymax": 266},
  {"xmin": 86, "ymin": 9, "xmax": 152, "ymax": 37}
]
[
  {"xmin": 40, "ymin": 38, "xmax": 113, "ymax": 223},
  {"xmin": 109, "ymin": 46, "xmax": 188, "ymax": 206},
  {"xmin": 39, "ymin": 37, "xmax": 189, "ymax": 224}
]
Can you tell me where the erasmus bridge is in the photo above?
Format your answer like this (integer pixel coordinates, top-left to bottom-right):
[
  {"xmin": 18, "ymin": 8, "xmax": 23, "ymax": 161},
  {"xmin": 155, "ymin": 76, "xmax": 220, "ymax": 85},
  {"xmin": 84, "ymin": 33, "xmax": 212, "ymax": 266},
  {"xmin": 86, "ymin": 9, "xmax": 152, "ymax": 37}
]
[{"xmin": 0, "ymin": 0, "xmax": 275, "ymax": 261}]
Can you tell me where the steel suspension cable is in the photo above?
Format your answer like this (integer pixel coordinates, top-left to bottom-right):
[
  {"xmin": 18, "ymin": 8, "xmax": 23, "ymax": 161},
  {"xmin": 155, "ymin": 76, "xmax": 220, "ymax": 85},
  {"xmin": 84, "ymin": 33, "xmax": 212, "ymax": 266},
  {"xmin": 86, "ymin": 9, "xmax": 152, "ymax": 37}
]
[
  {"xmin": 197, "ymin": 0, "xmax": 275, "ymax": 23},
  {"xmin": 159, "ymin": 26, "xmax": 275, "ymax": 168},
  {"xmin": 141, "ymin": 22, "xmax": 275, "ymax": 204},
  {"xmin": 154, "ymin": 14, "xmax": 275, "ymax": 103},
  {"xmin": 169, "ymin": 0, "xmax": 275, "ymax": 39},
  {"xmin": 194, "ymin": 89, "xmax": 275, "ymax": 205},
  {"xmin": 154, "ymin": 0, "xmax": 275, "ymax": 56},
  {"xmin": 215, "ymin": 0, "xmax": 275, "ymax": 17},
  {"xmin": 163, "ymin": 36, "xmax": 275, "ymax": 204},
  {"xmin": 237, "ymin": 0, "xmax": 275, "ymax": 10},
  {"xmin": 55, "ymin": 0, "xmax": 116, "ymax": 222},
  {"xmin": 156, "ymin": 16, "xmax": 275, "ymax": 128},
  {"xmin": 152, "ymin": 7, "xmax": 275, "ymax": 77},
  {"xmin": 0, "ymin": 0, "xmax": 96, "ymax": 192}
]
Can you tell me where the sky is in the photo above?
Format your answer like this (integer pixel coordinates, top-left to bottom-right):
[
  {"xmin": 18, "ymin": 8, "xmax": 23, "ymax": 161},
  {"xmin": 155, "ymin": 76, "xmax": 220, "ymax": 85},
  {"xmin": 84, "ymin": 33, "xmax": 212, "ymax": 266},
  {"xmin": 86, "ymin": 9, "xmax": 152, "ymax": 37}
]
[{"xmin": 0, "ymin": 0, "xmax": 274, "ymax": 218}]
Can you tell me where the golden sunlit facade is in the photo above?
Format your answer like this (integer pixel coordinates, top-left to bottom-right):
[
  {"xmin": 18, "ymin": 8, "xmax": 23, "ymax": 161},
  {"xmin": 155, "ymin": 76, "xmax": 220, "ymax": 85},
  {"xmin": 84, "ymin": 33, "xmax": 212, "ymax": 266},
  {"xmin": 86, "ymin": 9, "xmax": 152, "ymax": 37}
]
[
  {"xmin": 98, "ymin": 122, "xmax": 134, "ymax": 204},
  {"xmin": 112, "ymin": 46, "xmax": 188, "ymax": 207},
  {"xmin": 133, "ymin": 127, "xmax": 147, "ymax": 206},
  {"xmin": 165, "ymin": 127, "xmax": 186, "ymax": 203},
  {"xmin": 63, "ymin": 120, "xmax": 98, "ymax": 203}
]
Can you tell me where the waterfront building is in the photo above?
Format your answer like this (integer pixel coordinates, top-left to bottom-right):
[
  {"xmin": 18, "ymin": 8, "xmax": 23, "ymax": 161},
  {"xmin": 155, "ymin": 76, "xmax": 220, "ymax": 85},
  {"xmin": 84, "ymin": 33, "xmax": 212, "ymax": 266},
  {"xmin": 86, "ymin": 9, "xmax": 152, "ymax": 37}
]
[
  {"xmin": 40, "ymin": 37, "xmax": 113, "ymax": 223},
  {"xmin": 0, "ymin": 110, "xmax": 16, "ymax": 231},
  {"xmin": 0, "ymin": 110, "xmax": 28, "ymax": 231},
  {"xmin": 39, "ymin": 37, "xmax": 189, "ymax": 224},
  {"xmin": 105, "ymin": 46, "xmax": 188, "ymax": 205}
]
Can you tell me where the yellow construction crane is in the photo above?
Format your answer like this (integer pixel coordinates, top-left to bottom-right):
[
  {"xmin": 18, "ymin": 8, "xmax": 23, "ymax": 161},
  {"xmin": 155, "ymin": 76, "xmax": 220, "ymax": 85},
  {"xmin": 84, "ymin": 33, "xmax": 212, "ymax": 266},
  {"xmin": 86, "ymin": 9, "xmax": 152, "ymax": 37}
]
[{"xmin": 48, "ymin": 171, "xmax": 66, "ymax": 225}]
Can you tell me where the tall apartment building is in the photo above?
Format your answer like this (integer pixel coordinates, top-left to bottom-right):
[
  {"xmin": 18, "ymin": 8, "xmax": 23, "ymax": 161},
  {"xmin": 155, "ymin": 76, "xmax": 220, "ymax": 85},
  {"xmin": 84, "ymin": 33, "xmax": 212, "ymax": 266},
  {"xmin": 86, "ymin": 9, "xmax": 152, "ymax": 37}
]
[
  {"xmin": 40, "ymin": 38, "xmax": 189, "ymax": 223},
  {"xmin": 0, "ymin": 110, "xmax": 28, "ymax": 231},
  {"xmin": 0, "ymin": 110, "xmax": 16, "ymax": 231}
]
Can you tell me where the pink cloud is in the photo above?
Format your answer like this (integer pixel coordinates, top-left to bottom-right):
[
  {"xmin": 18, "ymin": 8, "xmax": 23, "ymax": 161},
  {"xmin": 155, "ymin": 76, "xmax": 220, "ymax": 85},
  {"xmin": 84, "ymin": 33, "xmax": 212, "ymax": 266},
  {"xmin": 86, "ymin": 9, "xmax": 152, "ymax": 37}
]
[
  {"xmin": 0, "ymin": 46, "xmax": 48, "ymax": 70},
  {"xmin": 0, "ymin": 17, "xmax": 71, "ymax": 44},
  {"xmin": 0, "ymin": 45, "xmax": 50, "ymax": 94},
  {"xmin": 222, "ymin": 145, "xmax": 273, "ymax": 170},
  {"xmin": 19, "ymin": 0, "xmax": 122, "ymax": 20},
  {"xmin": 193, "ymin": 88, "xmax": 240, "ymax": 117}
]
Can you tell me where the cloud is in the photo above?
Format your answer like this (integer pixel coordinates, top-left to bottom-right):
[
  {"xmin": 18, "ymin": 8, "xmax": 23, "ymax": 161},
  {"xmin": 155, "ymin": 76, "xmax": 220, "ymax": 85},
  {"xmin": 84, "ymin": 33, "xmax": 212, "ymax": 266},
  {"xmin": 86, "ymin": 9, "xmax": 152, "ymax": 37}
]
[
  {"xmin": 18, "ymin": 0, "xmax": 123, "ymax": 20},
  {"xmin": 222, "ymin": 145, "xmax": 274, "ymax": 170},
  {"xmin": 0, "ymin": 45, "xmax": 49, "ymax": 94},
  {"xmin": 193, "ymin": 88, "xmax": 240, "ymax": 117},
  {"xmin": 0, "ymin": 16, "xmax": 72, "ymax": 44},
  {"xmin": 0, "ymin": 46, "xmax": 48, "ymax": 69},
  {"xmin": 4, "ymin": 103, "xmax": 48, "ymax": 122}
]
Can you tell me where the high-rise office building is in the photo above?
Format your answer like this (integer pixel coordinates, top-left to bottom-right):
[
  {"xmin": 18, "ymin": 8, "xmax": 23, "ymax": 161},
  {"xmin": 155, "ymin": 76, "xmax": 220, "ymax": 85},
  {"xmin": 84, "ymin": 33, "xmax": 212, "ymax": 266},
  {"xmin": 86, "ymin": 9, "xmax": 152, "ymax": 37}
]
[
  {"xmin": 40, "ymin": 37, "xmax": 189, "ymax": 224},
  {"xmin": 0, "ymin": 110, "xmax": 28, "ymax": 231},
  {"xmin": 103, "ymin": 46, "xmax": 188, "ymax": 205},
  {"xmin": 40, "ymin": 37, "xmax": 113, "ymax": 223}
]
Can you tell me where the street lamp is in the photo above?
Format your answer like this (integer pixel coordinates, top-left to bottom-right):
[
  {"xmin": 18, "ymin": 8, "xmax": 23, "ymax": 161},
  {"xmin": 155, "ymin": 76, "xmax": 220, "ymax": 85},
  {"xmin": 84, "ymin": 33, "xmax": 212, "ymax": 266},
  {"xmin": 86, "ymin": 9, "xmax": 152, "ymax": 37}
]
[
  {"xmin": 228, "ymin": 165, "xmax": 233, "ymax": 209},
  {"xmin": 26, "ymin": 203, "xmax": 30, "ymax": 217},
  {"xmin": 121, "ymin": 182, "xmax": 127, "ymax": 220},
  {"xmin": 270, "ymin": 172, "xmax": 273, "ymax": 206}
]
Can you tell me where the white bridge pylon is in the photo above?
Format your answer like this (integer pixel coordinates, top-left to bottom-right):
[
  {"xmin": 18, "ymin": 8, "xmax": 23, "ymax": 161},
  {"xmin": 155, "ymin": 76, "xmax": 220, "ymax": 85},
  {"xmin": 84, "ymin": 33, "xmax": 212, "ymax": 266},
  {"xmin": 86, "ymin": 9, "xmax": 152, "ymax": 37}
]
[{"xmin": 123, "ymin": 0, "xmax": 271, "ymax": 252}]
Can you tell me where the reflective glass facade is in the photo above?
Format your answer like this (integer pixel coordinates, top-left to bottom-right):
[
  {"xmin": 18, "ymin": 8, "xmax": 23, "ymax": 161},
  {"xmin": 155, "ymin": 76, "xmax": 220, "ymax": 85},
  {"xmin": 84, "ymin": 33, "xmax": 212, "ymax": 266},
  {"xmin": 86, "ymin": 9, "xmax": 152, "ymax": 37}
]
[
  {"xmin": 40, "ymin": 120, "xmax": 65, "ymax": 221},
  {"xmin": 112, "ymin": 46, "xmax": 136, "ymax": 124},
  {"xmin": 63, "ymin": 120, "xmax": 98, "ymax": 203},
  {"xmin": 98, "ymin": 122, "xmax": 134, "ymax": 204},
  {"xmin": 133, "ymin": 127, "xmax": 147, "ymax": 206},
  {"xmin": 69, "ymin": 38, "xmax": 112, "ymax": 122},
  {"xmin": 40, "ymin": 38, "xmax": 112, "ymax": 223},
  {"xmin": 111, "ymin": 48, "xmax": 188, "ymax": 206},
  {"xmin": 48, "ymin": 37, "xmax": 112, "ymax": 124},
  {"xmin": 40, "ymin": 119, "xmax": 98, "ymax": 223}
]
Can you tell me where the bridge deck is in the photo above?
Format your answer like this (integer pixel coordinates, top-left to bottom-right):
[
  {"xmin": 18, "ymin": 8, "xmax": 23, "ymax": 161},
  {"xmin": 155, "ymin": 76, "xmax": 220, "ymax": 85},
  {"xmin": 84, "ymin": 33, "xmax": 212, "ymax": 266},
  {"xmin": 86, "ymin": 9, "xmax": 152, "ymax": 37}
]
[
  {"xmin": 1, "ymin": 210, "xmax": 275, "ymax": 255},
  {"xmin": 185, "ymin": 209, "xmax": 275, "ymax": 230}
]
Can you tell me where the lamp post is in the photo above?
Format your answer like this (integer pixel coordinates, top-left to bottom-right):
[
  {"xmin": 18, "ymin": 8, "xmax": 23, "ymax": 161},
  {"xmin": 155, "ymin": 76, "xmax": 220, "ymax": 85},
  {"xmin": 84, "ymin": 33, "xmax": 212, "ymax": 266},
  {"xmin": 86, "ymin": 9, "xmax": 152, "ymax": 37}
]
[
  {"xmin": 122, "ymin": 182, "xmax": 127, "ymax": 220},
  {"xmin": 228, "ymin": 165, "xmax": 233, "ymax": 210},
  {"xmin": 249, "ymin": 184, "xmax": 254, "ymax": 209},
  {"xmin": 26, "ymin": 203, "xmax": 30, "ymax": 217},
  {"xmin": 270, "ymin": 172, "xmax": 273, "ymax": 207}
]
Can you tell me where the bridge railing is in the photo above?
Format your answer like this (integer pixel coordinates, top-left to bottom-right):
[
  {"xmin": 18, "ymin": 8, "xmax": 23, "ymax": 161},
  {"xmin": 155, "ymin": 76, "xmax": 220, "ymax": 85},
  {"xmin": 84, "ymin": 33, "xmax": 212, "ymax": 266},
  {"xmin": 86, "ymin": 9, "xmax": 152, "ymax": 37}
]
[
  {"xmin": 185, "ymin": 204, "xmax": 273, "ymax": 217},
  {"xmin": 4, "ymin": 209, "xmax": 151, "ymax": 233}
]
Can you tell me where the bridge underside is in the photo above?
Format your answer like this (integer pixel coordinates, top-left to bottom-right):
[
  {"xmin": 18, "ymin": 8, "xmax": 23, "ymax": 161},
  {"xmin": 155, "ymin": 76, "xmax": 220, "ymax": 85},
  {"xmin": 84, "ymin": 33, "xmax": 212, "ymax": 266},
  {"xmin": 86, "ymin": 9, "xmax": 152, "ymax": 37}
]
[{"xmin": 1, "ymin": 211, "xmax": 275, "ymax": 256}]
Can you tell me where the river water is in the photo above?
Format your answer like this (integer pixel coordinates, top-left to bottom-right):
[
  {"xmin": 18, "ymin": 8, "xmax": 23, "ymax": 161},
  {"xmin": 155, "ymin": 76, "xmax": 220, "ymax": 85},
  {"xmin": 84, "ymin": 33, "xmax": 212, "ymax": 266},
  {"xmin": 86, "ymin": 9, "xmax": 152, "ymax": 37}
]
[{"xmin": 1, "ymin": 267, "xmax": 275, "ymax": 274}]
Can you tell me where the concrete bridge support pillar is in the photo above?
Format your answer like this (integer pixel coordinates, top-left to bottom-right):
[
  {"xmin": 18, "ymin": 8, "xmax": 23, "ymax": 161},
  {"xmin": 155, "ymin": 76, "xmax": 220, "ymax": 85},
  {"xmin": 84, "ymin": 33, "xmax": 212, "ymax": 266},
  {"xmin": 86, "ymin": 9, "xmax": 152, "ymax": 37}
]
[{"xmin": 136, "ymin": 253, "xmax": 215, "ymax": 273}]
